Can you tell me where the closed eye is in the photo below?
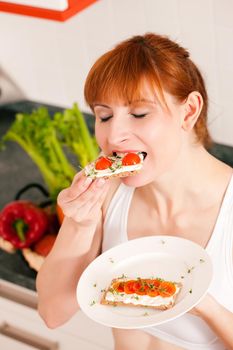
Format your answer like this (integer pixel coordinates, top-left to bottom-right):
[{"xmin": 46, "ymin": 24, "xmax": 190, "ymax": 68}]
[
  {"xmin": 131, "ymin": 114, "xmax": 147, "ymax": 118},
  {"xmin": 99, "ymin": 116, "xmax": 113, "ymax": 123}
]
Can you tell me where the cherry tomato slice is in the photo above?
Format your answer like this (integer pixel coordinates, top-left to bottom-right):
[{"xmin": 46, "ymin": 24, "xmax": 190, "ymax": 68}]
[
  {"xmin": 118, "ymin": 278, "xmax": 176, "ymax": 297},
  {"xmin": 112, "ymin": 281, "xmax": 125, "ymax": 293},
  {"xmin": 122, "ymin": 153, "xmax": 141, "ymax": 166},
  {"xmin": 147, "ymin": 289, "xmax": 159, "ymax": 297},
  {"xmin": 124, "ymin": 281, "xmax": 136, "ymax": 294},
  {"xmin": 145, "ymin": 279, "xmax": 161, "ymax": 297},
  {"xmin": 95, "ymin": 157, "xmax": 113, "ymax": 170},
  {"xmin": 134, "ymin": 280, "xmax": 149, "ymax": 295},
  {"xmin": 158, "ymin": 281, "xmax": 176, "ymax": 297},
  {"xmin": 146, "ymin": 279, "xmax": 161, "ymax": 289}
]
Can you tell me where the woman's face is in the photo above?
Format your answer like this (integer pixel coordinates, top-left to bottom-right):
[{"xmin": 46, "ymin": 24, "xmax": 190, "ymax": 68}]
[{"xmin": 93, "ymin": 83, "xmax": 187, "ymax": 187}]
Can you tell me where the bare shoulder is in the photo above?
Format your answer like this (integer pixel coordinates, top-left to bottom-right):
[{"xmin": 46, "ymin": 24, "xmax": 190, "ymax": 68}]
[
  {"xmin": 207, "ymin": 155, "xmax": 233, "ymax": 197},
  {"xmin": 102, "ymin": 177, "xmax": 122, "ymax": 219},
  {"xmin": 210, "ymin": 154, "xmax": 233, "ymax": 178}
]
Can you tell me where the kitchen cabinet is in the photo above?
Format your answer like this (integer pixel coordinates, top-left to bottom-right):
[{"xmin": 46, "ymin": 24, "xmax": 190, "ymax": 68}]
[
  {"xmin": 0, "ymin": 279, "xmax": 114, "ymax": 350},
  {"xmin": 0, "ymin": 319, "xmax": 58, "ymax": 350},
  {"xmin": 0, "ymin": 0, "xmax": 99, "ymax": 21},
  {"xmin": 0, "ymin": 0, "xmax": 69, "ymax": 11}
]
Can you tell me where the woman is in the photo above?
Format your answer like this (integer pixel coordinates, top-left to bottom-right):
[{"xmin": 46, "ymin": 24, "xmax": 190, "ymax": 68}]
[{"xmin": 36, "ymin": 33, "xmax": 233, "ymax": 350}]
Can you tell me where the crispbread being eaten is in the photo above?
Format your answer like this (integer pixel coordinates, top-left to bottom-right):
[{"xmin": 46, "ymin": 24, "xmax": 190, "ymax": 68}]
[
  {"xmin": 101, "ymin": 277, "xmax": 182, "ymax": 310},
  {"xmin": 84, "ymin": 151, "xmax": 146, "ymax": 179}
]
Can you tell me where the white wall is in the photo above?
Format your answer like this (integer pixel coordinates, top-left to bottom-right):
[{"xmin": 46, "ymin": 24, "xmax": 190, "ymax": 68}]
[{"xmin": 0, "ymin": 0, "xmax": 233, "ymax": 146}]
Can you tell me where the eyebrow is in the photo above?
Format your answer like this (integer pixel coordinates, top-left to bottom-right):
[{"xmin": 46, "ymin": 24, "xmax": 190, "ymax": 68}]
[
  {"xmin": 93, "ymin": 103, "xmax": 111, "ymax": 109},
  {"xmin": 132, "ymin": 99, "xmax": 157, "ymax": 105},
  {"xmin": 93, "ymin": 99, "xmax": 157, "ymax": 109}
]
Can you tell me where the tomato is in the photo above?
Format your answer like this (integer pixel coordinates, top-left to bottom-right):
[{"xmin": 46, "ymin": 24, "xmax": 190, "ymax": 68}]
[
  {"xmin": 145, "ymin": 278, "xmax": 161, "ymax": 297},
  {"xmin": 146, "ymin": 279, "xmax": 161, "ymax": 289},
  {"xmin": 116, "ymin": 278, "xmax": 176, "ymax": 298},
  {"xmin": 95, "ymin": 157, "xmax": 113, "ymax": 170},
  {"xmin": 146, "ymin": 279, "xmax": 161, "ymax": 288},
  {"xmin": 112, "ymin": 281, "xmax": 125, "ymax": 293},
  {"xmin": 33, "ymin": 234, "xmax": 57, "ymax": 257},
  {"xmin": 122, "ymin": 153, "xmax": 141, "ymax": 166},
  {"xmin": 134, "ymin": 280, "xmax": 149, "ymax": 295},
  {"xmin": 124, "ymin": 279, "xmax": 162, "ymax": 296},
  {"xmin": 56, "ymin": 204, "xmax": 64, "ymax": 224},
  {"xmin": 147, "ymin": 289, "xmax": 159, "ymax": 297},
  {"xmin": 140, "ymin": 279, "xmax": 161, "ymax": 297},
  {"xmin": 158, "ymin": 281, "xmax": 176, "ymax": 297},
  {"xmin": 124, "ymin": 280, "xmax": 136, "ymax": 294}
]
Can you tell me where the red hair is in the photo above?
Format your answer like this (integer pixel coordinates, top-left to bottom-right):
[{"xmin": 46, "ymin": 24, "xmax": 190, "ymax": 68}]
[{"xmin": 84, "ymin": 33, "xmax": 211, "ymax": 147}]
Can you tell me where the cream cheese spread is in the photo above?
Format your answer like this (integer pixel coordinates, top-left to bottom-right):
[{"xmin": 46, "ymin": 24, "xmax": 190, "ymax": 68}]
[{"xmin": 105, "ymin": 285, "xmax": 180, "ymax": 307}]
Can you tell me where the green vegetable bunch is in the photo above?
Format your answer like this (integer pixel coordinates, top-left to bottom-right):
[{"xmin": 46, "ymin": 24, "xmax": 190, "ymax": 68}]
[
  {"xmin": 54, "ymin": 103, "xmax": 99, "ymax": 167},
  {"xmin": 1, "ymin": 103, "xmax": 99, "ymax": 201}
]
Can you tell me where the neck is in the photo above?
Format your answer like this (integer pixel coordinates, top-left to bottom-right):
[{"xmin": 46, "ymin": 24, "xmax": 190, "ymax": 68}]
[{"xmin": 144, "ymin": 144, "xmax": 225, "ymax": 219}]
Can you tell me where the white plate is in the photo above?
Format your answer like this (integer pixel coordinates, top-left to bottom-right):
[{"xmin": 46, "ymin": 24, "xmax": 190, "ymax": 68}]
[{"xmin": 77, "ymin": 236, "xmax": 213, "ymax": 329}]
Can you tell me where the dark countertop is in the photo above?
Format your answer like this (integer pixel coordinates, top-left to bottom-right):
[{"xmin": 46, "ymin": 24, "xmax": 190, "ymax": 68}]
[
  {"xmin": 0, "ymin": 249, "xmax": 37, "ymax": 290},
  {"xmin": 0, "ymin": 100, "xmax": 233, "ymax": 292}
]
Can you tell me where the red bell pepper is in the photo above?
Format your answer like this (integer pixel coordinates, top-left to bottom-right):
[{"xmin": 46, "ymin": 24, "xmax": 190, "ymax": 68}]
[{"xmin": 0, "ymin": 201, "xmax": 48, "ymax": 249}]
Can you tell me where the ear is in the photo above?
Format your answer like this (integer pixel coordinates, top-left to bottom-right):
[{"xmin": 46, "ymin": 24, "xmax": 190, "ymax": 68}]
[{"xmin": 181, "ymin": 91, "xmax": 203, "ymax": 131}]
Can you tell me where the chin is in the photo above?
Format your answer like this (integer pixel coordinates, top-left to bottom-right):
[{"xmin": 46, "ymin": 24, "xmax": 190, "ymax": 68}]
[{"xmin": 121, "ymin": 171, "xmax": 150, "ymax": 187}]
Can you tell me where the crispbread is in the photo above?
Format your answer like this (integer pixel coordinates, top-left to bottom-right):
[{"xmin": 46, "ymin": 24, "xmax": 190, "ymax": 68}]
[
  {"xmin": 84, "ymin": 152, "xmax": 145, "ymax": 179},
  {"xmin": 100, "ymin": 278, "xmax": 182, "ymax": 310}
]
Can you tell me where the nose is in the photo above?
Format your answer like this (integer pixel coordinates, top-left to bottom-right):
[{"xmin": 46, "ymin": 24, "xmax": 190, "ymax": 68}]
[{"xmin": 107, "ymin": 117, "xmax": 131, "ymax": 145}]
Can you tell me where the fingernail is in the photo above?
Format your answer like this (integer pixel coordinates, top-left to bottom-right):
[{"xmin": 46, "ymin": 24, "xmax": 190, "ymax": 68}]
[
  {"xmin": 96, "ymin": 178, "xmax": 106, "ymax": 187},
  {"xmin": 83, "ymin": 177, "xmax": 93, "ymax": 187}
]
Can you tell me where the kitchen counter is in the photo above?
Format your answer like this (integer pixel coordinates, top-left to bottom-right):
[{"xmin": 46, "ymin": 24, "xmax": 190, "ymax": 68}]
[
  {"xmin": 0, "ymin": 100, "xmax": 232, "ymax": 292},
  {"xmin": 0, "ymin": 249, "xmax": 37, "ymax": 290}
]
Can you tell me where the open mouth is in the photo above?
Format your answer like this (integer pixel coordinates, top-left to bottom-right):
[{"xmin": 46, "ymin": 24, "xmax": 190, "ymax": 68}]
[
  {"xmin": 112, "ymin": 151, "xmax": 147, "ymax": 160},
  {"xmin": 141, "ymin": 152, "xmax": 147, "ymax": 160}
]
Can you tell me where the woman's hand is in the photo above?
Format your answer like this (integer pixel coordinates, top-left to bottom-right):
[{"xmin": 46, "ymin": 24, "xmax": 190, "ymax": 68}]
[
  {"xmin": 189, "ymin": 293, "xmax": 233, "ymax": 349},
  {"xmin": 57, "ymin": 171, "xmax": 110, "ymax": 228},
  {"xmin": 188, "ymin": 293, "xmax": 216, "ymax": 318}
]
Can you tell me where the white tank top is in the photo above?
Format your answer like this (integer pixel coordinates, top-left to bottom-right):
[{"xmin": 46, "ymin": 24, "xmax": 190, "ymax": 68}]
[{"xmin": 102, "ymin": 175, "xmax": 233, "ymax": 350}]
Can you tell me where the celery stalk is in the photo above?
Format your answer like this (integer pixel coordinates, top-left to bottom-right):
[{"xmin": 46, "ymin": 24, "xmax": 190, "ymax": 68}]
[
  {"xmin": 54, "ymin": 103, "xmax": 99, "ymax": 168},
  {"xmin": 1, "ymin": 104, "xmax": 99, "ymax": 201}
]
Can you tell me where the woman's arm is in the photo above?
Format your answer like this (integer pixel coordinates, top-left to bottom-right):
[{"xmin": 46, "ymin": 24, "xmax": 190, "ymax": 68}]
[
  {"xmin": 191, "ymin": 294, "xmax": 233, "ymax": 349},
  {"xmin": 36, "ymin": 172, "xmax": 109, "ymax": 329},
  {"xmin": 36, "ymin": 216, "xmax": 102, "ymax": 328}
]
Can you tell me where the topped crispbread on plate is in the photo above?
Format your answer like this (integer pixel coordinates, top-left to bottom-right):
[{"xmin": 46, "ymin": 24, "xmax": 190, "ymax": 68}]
[{"xmin": 101, "ymin": 276, "xmax": 182, "ymax": 310}]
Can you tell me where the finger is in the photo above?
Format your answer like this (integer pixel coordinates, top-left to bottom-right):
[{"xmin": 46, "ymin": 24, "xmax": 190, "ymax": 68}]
[
  {"xmin": 79, "ymin": 181, "xmax": 110, "ymax": 216},
  {"xmin": 80, "ymin": 178, "xmax": 109, "ymax": 202},
  {"xmin": 69, "ymin": 176, "xmax": 93, "ymax": 199},
  {"xmin": 64, "ymin": 177, "xmax": 108, "ymax": 205},
  {"xmin": 71, "ymin": 184, "xmax": 109, "ymax": 222},
  {"xmin": 57, "ymin": 174, "xmax": 93, "ymax": 204},
  {"xmin": 69, "ymin": 179, "xmax": 109, "ymax": 214},
  {"xmin": 62, "ymin": 181, "xmax": 109, "ymax": 220},
  {"xmin": 89, "ymin": 183, "xmax": 110, "ymax": 211}
]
